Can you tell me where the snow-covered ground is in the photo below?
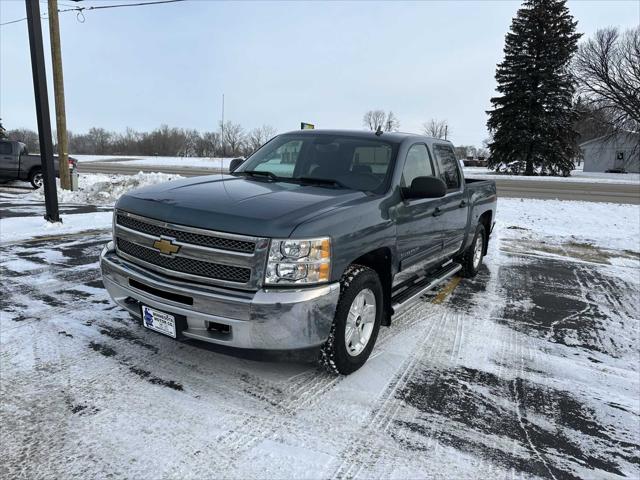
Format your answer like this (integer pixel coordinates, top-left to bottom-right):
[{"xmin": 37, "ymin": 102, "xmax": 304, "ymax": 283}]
[
  {"xmin": 1, "ymin": 186, "xmax": 638, "ymax": 479},
  {"xmin": 464, "ymin": 166, "xmax": 640, "ymax": 184},
  {"xmin": 74, "ymin": 154, "xmax": 235, "ymax": 169},
  {"xmin": 497, "ymin": 197, "xmax": 640, "ymax": 254},
  {"xmin": 0, "ymin": 211, "xmax": 113, "ymax": 243}
]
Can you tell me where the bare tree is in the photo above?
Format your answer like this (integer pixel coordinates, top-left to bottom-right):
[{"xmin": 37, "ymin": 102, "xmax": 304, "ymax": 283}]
[
  {"xmin": 6, "ymin": 128, "xmax": 40, "ymax": 151},
  {"xmin": 384, "ymin": 111, "xmax": 400, "ymax": 132},
  {"xmin": 574, "ymin": 27, "xmax": 640, "ymax": 134},
  {"xmin": 363, "ymin": 110, "xmax": 387, "ymax": 131},
  {"xmin": 247, "ymin": 125, "xmax": 277, "ymax": 154},
  {"xmin": 422, "ymin": 119, "xmax": 450, "ymax": 139},
  {"xmin": 363, "ymin": 110, "xmax": 401, "ymax": 132},
  {"xmin": 220, "ymin": 121, "xmax": 245, "ymax": 157}
]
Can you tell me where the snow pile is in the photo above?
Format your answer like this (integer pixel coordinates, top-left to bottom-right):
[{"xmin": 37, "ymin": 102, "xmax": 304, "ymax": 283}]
[
  {"xmin": 497, "ymin": 198, "xmax": 640, "ymax": 252},
  {"xmin": 0, "ymin": 211, "xmax": 113, "ymax": 243},
  {"xmin": 25, "ymin": 172, "xmax": 184, "ymax": 206}
]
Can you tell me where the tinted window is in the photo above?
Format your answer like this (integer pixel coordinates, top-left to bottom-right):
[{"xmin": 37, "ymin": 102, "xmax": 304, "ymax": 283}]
[
  {"xmin": 352, "ymin": 145, "xmax": 392, "ymax": 175},
  {"xmin": 401, "ymin": 144, "xmax": 434, "ymax": 187},
  {"xmin": 253, "ymin": 140, "xmax": 301, "ymax": 177},
  {"xmin": 239, "ymin": 134, "xmax": 399, "ymax": 193},
  {"xmin": 0, "ymin": 142, "xmax": 12, "ymax": 155},
  {"xmin": 434, "ymin": 144, "xmax": 461, "ymax": 190}
]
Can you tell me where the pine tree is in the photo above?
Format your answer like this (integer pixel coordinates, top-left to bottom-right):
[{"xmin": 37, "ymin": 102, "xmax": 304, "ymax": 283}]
[{"xmin": 486, "ymin": 0, "xmax": 581, "ymax": 176}]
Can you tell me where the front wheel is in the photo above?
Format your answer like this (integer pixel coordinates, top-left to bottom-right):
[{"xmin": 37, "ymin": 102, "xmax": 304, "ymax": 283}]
[
  {"xmin": 320, "ymin": 265, "xmax": 383, "ymax": 375},
  {"xmin": 29, "ymin": 168, "xmax": 43, "ymax": 189}
]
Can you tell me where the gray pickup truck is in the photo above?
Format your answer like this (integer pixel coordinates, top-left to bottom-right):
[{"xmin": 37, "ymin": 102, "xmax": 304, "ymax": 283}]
[
  {"xmin": 0, "ymin": 139, "xmax": 76, "ymax": 188},
  {"xmin": 100, "ymin": 130, "xmax": 496, "ymax": 374}
]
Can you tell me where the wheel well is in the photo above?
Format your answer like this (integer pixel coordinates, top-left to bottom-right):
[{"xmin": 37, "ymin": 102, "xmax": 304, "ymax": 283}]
[
  {"xmin": 28, "ymin": 165, "xmax": 42, "ymax": 179},
  {"xmin": 350, "ymin": 247, "xmax": 392, "ymax": 326},
  {"xmin": 478, "ymin": 210, "xmax": 492, "ymax": 254}
]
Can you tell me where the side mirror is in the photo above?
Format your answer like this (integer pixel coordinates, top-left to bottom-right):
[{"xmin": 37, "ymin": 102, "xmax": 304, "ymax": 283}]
[
  {"xmin": 403, "ymin": 176, "xmax": 447, "ymax": 199},
  {"xmin": 229, "ymin": 158, "xmax": 244, "ymax": 172}
]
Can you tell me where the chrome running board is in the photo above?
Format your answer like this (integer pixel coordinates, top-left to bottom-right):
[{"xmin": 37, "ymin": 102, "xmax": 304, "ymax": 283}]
[{"xmin": 391, "ymin": 262, "xmax": 462, "ymax": 314}]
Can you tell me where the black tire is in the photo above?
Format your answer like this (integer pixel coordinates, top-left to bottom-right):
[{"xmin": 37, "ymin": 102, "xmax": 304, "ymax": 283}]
[
  {"xmin": 29, "ymin": 168, "xmax": 43, "ymax": 189},
  {"xmin": 319, "ymin": 265, "xmax": 383, "ymax": 375},
  {"xmin": 460, "ymin": 223, "xmax": 486, "ymax": 278}
]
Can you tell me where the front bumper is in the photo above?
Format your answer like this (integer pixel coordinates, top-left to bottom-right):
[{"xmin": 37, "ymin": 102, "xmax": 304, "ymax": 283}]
[{"xmin": 99, "ymin": 244, "xmax": 340, "ymax": 350}]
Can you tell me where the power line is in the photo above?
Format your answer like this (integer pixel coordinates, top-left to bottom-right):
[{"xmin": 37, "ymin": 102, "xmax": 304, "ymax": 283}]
[{"xmin": 1, "ymin": 0, "xmax": 186, "ymax": 27}]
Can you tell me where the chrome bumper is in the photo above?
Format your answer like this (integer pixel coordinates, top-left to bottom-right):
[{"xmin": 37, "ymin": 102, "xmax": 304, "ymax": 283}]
[{"xmin": 100, "ymin": 244, "xmax": 340, "ymax": 350}]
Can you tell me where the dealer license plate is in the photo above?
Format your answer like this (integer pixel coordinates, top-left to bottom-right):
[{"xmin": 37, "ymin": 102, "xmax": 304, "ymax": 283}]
[{"xmin": 141, "ymin": 305, "xmax": 176, "ymax": 338}]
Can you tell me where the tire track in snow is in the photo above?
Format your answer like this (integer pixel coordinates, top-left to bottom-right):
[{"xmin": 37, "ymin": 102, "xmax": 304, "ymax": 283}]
[{"xmin": 329, "ymin": 309, "xmax": 454, "ymax": 479}]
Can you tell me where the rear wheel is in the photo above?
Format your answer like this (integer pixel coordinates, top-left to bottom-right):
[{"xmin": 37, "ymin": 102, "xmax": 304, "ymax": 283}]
[
  {"xmin": 460, "ymin": 223, "xmax": 486, "ymax": 278},
  {"xmin": 320, "ymin": 265, "xmax": 383, "ymax": 375},
  {"xmin": 29, "ymin": 168, "xmax": 43, "ymax": 189}
]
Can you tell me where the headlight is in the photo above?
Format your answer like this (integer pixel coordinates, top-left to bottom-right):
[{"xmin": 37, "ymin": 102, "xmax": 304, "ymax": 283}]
[{"xmin": 265, "ymin": 237, "xmax": 330, "ymax": 285}]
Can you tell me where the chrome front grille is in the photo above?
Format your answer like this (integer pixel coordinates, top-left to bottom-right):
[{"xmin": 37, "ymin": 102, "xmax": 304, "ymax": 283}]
[
  {"xmin": 117, "ymin": 239, "xmax": 251, "ymax": 283},
  {"xmin": 116, "ymin": 213, "xmax": 255, "ymax": 253},
  {"xmin": 113, "ymin": 210, "xmax": 268, "ymax": 290}
]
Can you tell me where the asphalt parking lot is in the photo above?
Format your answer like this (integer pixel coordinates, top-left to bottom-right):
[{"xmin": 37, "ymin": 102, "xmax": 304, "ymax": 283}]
[{"xmin": 1, "ymin": 192, "xmax": 638, "ymax": 479}]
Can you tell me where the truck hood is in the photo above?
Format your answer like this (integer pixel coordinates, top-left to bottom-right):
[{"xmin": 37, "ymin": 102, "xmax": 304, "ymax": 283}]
[{"xmin": 115, "ymin": 174, "xmax": 369, "ymax": 238}]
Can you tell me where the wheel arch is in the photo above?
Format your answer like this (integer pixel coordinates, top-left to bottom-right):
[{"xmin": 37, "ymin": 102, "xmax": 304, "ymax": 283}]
[
  {"xmin": 478, "ymin": 210, "xmax": 492, "ymax": 254},
  {"xmin": 348, "ymin": 247, "xmax": 393, "ymax": 326}
]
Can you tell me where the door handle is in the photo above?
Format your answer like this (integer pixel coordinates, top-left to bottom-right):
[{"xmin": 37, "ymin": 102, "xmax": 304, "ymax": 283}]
[
  {"xmin": 459, "ymin": 200, "xmax": 468, "ymax": 208},
  {"xmin": 433, "ymin": 207, "xmax": 443, "ymax": 217}
]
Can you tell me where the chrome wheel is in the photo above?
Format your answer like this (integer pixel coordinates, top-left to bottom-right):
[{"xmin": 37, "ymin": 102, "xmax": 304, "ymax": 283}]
[
  {"xmin": 33, "ymin": 172, "xmax": 43, "ymax": 188},
  {"xmin": 345, "ymin": 288, "xmax": 376, "ymax": 357},
  {"xmin": 472, "ymin": 233, "xmax": 484, "ymax": 269}
]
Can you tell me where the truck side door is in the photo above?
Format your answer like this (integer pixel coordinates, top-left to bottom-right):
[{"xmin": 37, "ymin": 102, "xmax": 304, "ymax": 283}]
[
  {"xmin": 394, "ymin": 143, "xmax": 443, "ymax": 284},
  {"xmin": 0, "ymin": 141, "xmax": 19, "ymax": 178},
  {"xmin": 432, "ymin": 143, "xmax": 469, "ymax": 258}
]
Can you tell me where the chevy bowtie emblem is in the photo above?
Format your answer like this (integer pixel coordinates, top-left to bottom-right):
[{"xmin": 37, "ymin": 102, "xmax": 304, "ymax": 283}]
[{"xmin": 153, "ymin": 237, "xmax": 180, "ymax": 256}]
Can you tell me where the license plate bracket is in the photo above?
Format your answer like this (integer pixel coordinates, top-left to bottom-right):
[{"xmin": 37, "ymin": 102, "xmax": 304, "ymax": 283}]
[{"xmin": 140, "ymin": 304, "xmax": 187, "ymax": 338}]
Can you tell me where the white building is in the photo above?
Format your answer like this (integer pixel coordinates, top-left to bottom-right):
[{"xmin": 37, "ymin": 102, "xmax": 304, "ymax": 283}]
[{"xmin": 580, "ymin": 132, "xmax": 640, "ymax": 173}]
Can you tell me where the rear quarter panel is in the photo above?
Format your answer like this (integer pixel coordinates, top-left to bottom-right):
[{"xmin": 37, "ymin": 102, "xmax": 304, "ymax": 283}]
[{"xmin": 463, "ymin": 179, "xmax": 497, "ymax": 250}]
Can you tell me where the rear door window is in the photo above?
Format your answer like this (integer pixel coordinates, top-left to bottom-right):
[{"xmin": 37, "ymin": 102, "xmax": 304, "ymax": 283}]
[{"xmin": 433, "ymin": 144, "xmax": 461, "ymax": 191}]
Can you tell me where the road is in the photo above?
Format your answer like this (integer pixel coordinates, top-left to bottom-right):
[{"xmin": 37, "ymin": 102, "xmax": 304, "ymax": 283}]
[
  {"xmin": 1, "ymin": 192, "xmax": 638, "ymax": 479},
  {"xmin": 78, "ymin": 161, "xmax": 640, "ymax": 204}
]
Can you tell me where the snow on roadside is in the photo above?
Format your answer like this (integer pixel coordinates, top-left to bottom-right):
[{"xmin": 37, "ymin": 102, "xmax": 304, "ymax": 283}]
[
  {"xmin": 25, "ymin": 172, "xmax": 184, "ymax": 206},
  {"xmin": 73, "ymin": 155, "xmax": 143, "ymax": 163},
  {"xmin": 74, "ymin": 154, "xmax": 235, "ymax": 169},
  {"xmin": 0, "ymin": 211, "xmax": 113, "ymax": 243},
  {"xmin": 464, "ymin": 166, "xmax": 640, "ymax": 185},
  {"xmin": 497, "ymin": 197, "xmax": 640, "ymax": 252},
  {"xmin": 123, "ymin": 156, "xmax": 234, "ymax": 169}
]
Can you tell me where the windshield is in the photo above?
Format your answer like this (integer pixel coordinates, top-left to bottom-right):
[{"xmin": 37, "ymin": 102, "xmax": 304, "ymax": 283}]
[{"xmin": 235, "ymin": 134, "xmax": 399, "ymax": 193}]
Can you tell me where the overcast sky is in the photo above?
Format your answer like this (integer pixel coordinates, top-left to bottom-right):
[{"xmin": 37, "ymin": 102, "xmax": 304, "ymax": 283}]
[{"xmin": 1, "ymin": 0, "xmax": 638, "ymax": 146}]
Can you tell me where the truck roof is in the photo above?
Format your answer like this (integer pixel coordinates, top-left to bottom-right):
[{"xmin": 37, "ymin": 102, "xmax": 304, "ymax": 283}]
[{"xmin": 281, "ymin": 129, "xmax": 447, "ymax": 144}]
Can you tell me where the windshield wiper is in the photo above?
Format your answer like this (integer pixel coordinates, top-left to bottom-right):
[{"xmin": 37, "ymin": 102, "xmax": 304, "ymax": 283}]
[
  {"xmin": 294, "ymin": 177, "xmax": 348, "ymax": 189},
  {"xmin": 234, "ymin": 170, "xmax": 279, "ymax": 181}
]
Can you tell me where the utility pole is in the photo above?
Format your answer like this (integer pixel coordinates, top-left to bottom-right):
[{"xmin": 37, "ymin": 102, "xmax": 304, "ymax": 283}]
[
  {"xmin": 25, "ymin": 0, "xmax": 60, "ymax": 222},
  {"xmin": 48, "ymin": 0, "xmax": 71, "ymax": 190}
]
